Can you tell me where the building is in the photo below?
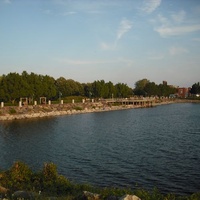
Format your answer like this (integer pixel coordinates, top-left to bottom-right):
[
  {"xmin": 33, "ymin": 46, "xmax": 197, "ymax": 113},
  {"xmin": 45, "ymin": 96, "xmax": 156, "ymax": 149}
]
[
  {"xmin": 177, "ymin": 87, "xmax": 190, "ymax": 98},
  {"xmin": 163, "ymin": 81, "xmax": 167, "ymax": 85}
]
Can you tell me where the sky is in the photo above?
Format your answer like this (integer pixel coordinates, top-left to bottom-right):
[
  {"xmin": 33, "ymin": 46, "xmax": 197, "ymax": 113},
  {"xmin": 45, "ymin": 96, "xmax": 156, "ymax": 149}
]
[{"xmin": 0, "ymin": 0, "xmax": 200, "ymax": 88}]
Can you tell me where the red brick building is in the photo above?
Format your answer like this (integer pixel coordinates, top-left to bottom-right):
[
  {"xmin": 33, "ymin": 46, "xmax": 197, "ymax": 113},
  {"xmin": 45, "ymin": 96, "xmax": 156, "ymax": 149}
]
[{"xmin": 177, "ymin": 87, "xmax": 190, "ymax": 98}]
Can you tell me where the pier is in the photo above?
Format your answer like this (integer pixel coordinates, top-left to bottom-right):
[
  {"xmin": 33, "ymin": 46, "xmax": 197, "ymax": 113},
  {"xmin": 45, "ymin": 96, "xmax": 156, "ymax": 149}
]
[{"xmin": 104, "ymin": 97, "xmax": 156, "ymax": 107}]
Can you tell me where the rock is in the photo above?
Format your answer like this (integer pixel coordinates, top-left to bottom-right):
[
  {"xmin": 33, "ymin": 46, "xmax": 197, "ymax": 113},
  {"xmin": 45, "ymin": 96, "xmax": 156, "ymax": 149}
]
[
  {"xmin": 12, "ymin": 191, "xmax": 34, "ymax": 200},
  {"xmin": 83, "ymin": 191, "xmax": 101, "ymax": 200},
  {"xmin": 105, "ymin": 195, "xmax": 119, "ymax": 200},
  {"xmin": 119, "ymin": 194, "xmax": 141, "ymax": 200},
  {"xmin": 0, "ymin": 186, "xmax": 8, "ymax": 194}
]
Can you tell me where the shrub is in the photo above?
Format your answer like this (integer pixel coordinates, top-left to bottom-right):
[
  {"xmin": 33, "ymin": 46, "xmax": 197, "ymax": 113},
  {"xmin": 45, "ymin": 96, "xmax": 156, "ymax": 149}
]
[
  {"xmin": 1, "ymin": 162, "xmax": 200, "ymax": 199},
  {"xmin": 9, "ymin": 108, "xmax": 17, "ymax": 114},
  {"xmin": 6, "ymin": 161, "xmax": 33, "ymax": 191},
  {"xmin": 74, "ymin": 106, "xmax": 83, "ymax": 111}
]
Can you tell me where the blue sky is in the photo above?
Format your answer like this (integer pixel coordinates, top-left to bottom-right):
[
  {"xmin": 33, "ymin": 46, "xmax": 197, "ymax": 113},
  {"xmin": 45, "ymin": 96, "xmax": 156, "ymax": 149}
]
[{"xmin": 0, "ymin": 0, "xmax": 200, "ymax": 87}]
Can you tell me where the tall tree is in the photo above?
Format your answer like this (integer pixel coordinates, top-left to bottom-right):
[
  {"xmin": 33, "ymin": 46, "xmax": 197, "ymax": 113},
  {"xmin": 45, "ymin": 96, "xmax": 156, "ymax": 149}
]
[
  {"xmin": 82, "ymin": 83, "xmax": 93, "ymax": 98},
  {"xmin": 115, "ymin": 83, "xmax": 133, "ymax": 98},
  {"xmin": 55, "ymin": 77, "xmax": 84, "ymax": 97},
  {"xmin": 134, "ymin": 79, "xmax": 150, "ymax": 96},
  {"xmin": 106, "ymin": 81, "xmax": 116, "ymax": 98},
  {"xmin": 144, "ymin": 82, "xmax": 158, "ymax": 96},
  {"xmin": 190, "ymin": 82, "xmax": 200, "ymax": 94},
  {"xmin": 92, "ymin": 80, "xmax": 106, "ymax": 98}
]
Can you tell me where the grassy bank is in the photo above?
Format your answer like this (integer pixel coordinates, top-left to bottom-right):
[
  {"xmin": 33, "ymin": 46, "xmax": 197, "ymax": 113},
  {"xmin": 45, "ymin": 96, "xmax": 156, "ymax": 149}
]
[{"xmin": 0, "ymin": 161, "xmax": 200, "ymax": 200}]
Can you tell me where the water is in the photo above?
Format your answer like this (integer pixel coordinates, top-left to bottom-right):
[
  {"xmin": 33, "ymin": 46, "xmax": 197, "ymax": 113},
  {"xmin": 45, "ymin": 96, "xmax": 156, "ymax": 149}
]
[{"xmin": 0, "ymin": 103, "xmax": 200, "ymax": 195}]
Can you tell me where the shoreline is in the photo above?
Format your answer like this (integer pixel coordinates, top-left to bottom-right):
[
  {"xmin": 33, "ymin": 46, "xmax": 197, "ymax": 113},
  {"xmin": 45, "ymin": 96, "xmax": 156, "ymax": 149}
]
[
  {"xmin": 0, "ymin": 99, "xmax": 198, "ymax": 121},
  {"xmin": 0, "ymin": 103, "xmax": 144, "ymax": 121}
]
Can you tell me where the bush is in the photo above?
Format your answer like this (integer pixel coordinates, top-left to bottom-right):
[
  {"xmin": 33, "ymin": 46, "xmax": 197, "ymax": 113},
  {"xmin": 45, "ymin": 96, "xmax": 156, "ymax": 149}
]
[
  {"xmin": 6, "ymin": 161, "xmax": 33, "ymax": 191},
  {"xmin": 0, "ymin": 161, "xmax": 200, "ymax": 199},
  {"xmin": 9, "ymin": 108, "xmax": 17, "ymax": 114},
  {"xmin": 74, "ymin": 106, "xmax": 83, "ymax": 111}
]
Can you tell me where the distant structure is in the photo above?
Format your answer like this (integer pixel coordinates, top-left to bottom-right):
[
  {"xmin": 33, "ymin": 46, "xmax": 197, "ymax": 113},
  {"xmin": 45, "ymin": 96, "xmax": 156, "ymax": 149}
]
[
  {"xmin": 177, "ymin": 87, "xmax": 190, "ymax": 98},
  {"xmin": 163, "ymin": 81, "xmax": 167, "ymax": 85}
]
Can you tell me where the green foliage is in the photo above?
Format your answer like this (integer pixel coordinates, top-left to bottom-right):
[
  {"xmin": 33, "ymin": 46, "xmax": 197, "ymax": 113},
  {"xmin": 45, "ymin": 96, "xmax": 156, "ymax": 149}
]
[
  {"xmin": 63, "ymin": 96, "xmax": 84, "ymax": 103},
  {"xmin": 0, "ymin": 161, "xmax": 200, "ymax": 199},
  {"xmin": 82, "ymin": 83, "xmax": 93, "ymax": 98},
  {"xmin": 134, "ymin": 79, "xmax": 177, "ymax": 97},
  {"xmin": 134, "ymin": 78, "xmax": 150, "ymax": 96},
  {"xmin": 0, "ymin": 71, "xmax": 57, "ymax": 103},
  {"xmin": 115, "ymin": 82, "xmax": 133, "ymax": 98},
  {"xmin": 0, "ymin": 71, "xmax": 198, "ymax": 104},
  {"xmin": 100, "ymin": 187, "xmax": 132, "ymax": 199},
  {"xmin": 55, "ymin": 77, "xmax": 84, "ymax": 97},
  {"xmin": 92, "ymin": 80, "xmax": 107, "ymax": 98},
  {"xmin": 9, "ymin": 108, "xmax": 17, "ymax": 114},
  {"xmin": 190, "ymin": 82, "xmax": 200, "ymax": 95},
  {"xmin": 90, "ymin": 80, "xmax": 132, "ymax": 98},
  {"xmin": 3, "ymin": 161, "xmax": 33, "ymax": 191},
  {"xmin": 73, "ymin": 106, "xmax": 83, "ymax": 111},
  {"xmin": 39, "ymin": 163, "xmax": 73, "ymax": 196}
]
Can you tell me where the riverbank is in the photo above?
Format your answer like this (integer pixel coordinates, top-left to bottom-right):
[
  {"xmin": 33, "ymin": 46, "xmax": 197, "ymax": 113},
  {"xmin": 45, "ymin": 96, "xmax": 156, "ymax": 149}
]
[
  {"xmin": 0, "ymin": 102, "xmax": 142, "ymax": 121},
  {"xmin": 0, "ymin": 99, "xmax": 198, "ymax": 121},
  {"xmin": 1, "ymin": 161, "xmax": 200, "ymax": 200}
]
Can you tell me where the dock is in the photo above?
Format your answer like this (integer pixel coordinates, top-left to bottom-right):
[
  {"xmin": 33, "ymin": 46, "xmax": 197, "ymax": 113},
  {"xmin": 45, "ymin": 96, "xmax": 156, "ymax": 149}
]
[{"xmin": 104, "ymin": 97, "xmax": 156, "ymax": 107}]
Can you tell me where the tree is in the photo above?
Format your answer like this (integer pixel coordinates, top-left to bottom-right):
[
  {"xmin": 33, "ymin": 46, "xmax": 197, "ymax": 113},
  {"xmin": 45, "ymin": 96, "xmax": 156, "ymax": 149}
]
[
  {"xmin": 41, "ymin": 162, "xmax": 72, "ymax": 195},
  {"xmin": 158, "ymin": 84, "xmax": 176, "ymax": 97},
  {"xmin": 0, "ymin": 75, "xmax": 8, "ymax": 102},
  {"xmin": 106, "ymin": 81, "xmax": 116, "ymax": 98},
  {"xmin": 83, "ymin": 83, "xmax": 93, "ymax": 98},
  {"xmin": 0, "ymin": 72, "xmax": 25, "ymax": 103},
  {"xmin": 134, "ymin": 79, "xmax": 177, "ymax": 97},
  {"xmin": 41, "ymin": 163, "xmax": 58, "ymax": 194},
  {"xmin": 0, "ymin": 72, "xmax": 57, "ymax": 103},
  {"xmin": 144, "ymin": 82, "xmax": 158, "ymax": 96},
  {"xmin": 7, "ymin": 161, "xmax": 33, "ymax": 191},
  {"xmin": 92, "ymin": 80, "xmax": 106, "ymax": 98},
  {"xmin": 115, "ymin": 83, "xmax": 133, "ymax": 98},
  {"xmin": 190, "ymin": 82, "xmax": 200, "ymax": 95},
  {"xmin": 55, "ymin": 77, "xmax": 84, "ymax": 97},
  {"xmin": 41, "ymin": 75, "xmax": 57, "ymax": 99},
  {"xmin": 134, "ymin": 79, "xmax": 150, "ymax": 96}
]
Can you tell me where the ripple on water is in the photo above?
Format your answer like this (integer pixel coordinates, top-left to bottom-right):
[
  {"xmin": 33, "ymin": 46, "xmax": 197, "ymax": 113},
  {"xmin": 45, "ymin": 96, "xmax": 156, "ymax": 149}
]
[{"xmin": 0, "ymin": 103, "xmax": 200, "ymax": 195}]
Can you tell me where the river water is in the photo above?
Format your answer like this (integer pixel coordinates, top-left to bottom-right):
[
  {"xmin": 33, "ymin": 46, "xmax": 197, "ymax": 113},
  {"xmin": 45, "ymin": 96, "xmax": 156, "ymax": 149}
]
[{"xmin": 0, "ymin": 103, "xmax": 200, "ymax": 195}]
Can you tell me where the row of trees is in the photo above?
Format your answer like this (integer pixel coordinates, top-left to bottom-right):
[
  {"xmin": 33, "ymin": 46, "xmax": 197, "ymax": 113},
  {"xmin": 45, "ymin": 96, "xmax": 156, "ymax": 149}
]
[
  {"xmin": 0, "ymin": 71, "xmax": 133, "ymax": 103},
  {"xmin": 133, "ymin": 79, "xmax": 177, "ymax": 97},
  {"xmin": 0, "ymin": 72, "xmax": 198, "ymax": 103}
]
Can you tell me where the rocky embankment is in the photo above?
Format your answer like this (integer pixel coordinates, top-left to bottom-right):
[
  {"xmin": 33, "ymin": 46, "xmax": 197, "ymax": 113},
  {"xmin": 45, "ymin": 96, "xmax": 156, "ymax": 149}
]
[
  {"xmin": 0, "ymin": 186, "xmax": 142, "ymax": 200},
  {"xmin": 0, "ymin": 102, "xmax": 137, "ymax": 121},
  {"xmin": 1, "ymin": 98, "xmax": 196, "ymax": 121}
]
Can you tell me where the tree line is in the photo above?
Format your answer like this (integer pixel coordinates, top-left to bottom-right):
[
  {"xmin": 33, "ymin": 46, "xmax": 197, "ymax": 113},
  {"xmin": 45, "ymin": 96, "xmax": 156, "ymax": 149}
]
[
  {"xmin": 0, "ymin": 71, "xmax": 133, "ymax": 103},
  {"xmin": 133, "ymin": 79, "xmax": 177, "ymax": 97},
  {"xmin": 0, "ymin": 72, "xmax": 198, "ymax": 103}
]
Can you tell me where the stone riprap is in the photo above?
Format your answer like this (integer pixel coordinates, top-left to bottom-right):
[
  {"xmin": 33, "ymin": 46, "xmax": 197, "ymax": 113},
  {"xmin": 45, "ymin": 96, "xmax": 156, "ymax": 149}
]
[{"xmin": 0, "ymin": 102, "xmax": 135, "ymax": 121}]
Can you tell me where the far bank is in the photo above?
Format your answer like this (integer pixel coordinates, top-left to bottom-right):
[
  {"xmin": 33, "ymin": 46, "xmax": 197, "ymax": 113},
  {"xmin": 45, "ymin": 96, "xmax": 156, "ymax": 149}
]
[{"xmin": 0, "ymin": 98, "xmax": 198, "ymax": 121}]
